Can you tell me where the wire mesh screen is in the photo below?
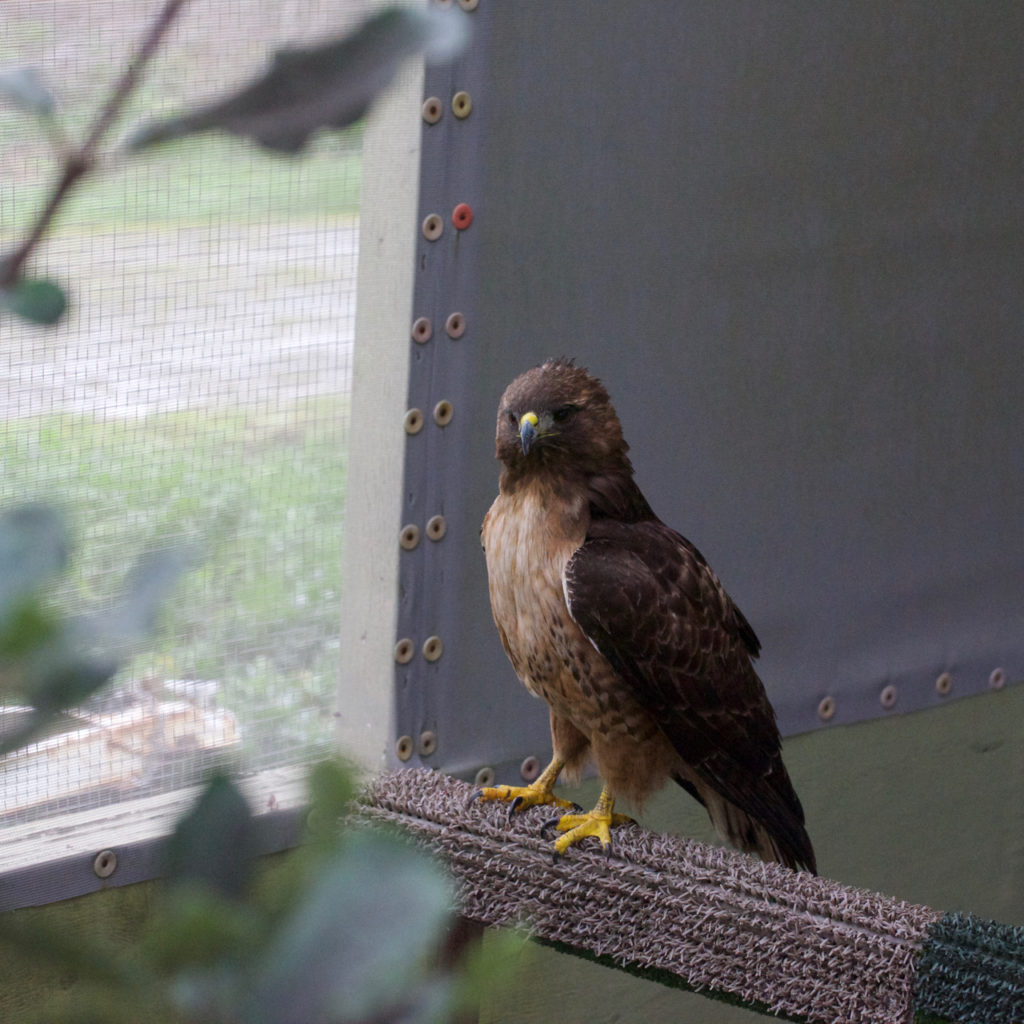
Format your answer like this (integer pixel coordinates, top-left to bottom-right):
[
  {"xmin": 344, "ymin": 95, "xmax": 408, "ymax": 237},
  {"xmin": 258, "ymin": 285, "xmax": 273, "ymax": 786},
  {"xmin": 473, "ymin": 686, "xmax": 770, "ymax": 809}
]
[{"xmin": 1, "ymin": 1, "xmax": 369, "ymax": 823}]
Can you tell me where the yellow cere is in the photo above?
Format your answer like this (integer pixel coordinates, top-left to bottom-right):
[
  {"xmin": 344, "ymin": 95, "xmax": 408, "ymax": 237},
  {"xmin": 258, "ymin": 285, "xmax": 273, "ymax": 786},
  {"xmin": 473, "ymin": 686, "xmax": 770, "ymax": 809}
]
[{"xmin": 522, "ymin": 411, "xmax": 539, "ymax": 427}]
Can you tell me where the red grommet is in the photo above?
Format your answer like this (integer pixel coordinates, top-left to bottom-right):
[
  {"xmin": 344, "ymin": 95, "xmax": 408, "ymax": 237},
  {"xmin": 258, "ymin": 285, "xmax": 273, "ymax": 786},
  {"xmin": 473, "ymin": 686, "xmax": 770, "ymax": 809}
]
[{"xmin": 452, "ymin": 203, "xmax": 473, "ymax": 230}]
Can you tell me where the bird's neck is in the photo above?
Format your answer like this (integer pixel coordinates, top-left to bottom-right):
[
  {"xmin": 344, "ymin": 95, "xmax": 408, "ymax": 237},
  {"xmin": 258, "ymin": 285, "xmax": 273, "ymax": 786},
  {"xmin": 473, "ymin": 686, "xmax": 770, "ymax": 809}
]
[{"xmin": 499, "ymin": 456, "xmax": 655, "ymax": 524}]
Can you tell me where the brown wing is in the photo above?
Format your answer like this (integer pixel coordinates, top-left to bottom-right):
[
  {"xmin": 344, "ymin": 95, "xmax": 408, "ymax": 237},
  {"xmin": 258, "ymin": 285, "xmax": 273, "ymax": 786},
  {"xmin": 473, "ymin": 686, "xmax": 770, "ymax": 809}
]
[{"xmin": 563, "ymin": 516, "xmax": 815, "ymax": 872}]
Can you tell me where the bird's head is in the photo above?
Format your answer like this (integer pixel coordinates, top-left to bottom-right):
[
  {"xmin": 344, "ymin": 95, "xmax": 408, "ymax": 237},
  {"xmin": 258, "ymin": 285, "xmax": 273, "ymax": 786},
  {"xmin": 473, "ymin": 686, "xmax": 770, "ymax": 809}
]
[{"xmin": 494, "ymin": 358, "xmax": 629, "ymax": 474}]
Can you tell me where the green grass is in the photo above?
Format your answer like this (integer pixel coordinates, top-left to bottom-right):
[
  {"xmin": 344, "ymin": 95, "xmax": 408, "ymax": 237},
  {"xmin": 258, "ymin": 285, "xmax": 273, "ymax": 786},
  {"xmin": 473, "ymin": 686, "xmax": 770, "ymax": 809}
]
[{"xmin": 1, "ymin": 399, "xmax": 349, "ymax": 767}]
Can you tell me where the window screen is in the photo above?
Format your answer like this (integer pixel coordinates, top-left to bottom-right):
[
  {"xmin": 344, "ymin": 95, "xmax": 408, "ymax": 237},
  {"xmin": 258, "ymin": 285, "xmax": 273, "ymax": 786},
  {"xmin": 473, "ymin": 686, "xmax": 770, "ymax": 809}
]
[{"xmin": 1, "ymin": 1, "xmax": 369, "ymax": 824}]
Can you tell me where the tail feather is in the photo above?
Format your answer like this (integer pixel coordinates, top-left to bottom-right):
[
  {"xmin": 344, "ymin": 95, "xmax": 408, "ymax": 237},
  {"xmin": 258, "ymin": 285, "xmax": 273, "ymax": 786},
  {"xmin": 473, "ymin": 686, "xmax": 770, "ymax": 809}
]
[{"xmin": 674, "ymin": 772, "xmax": 817, "ymax": 873}]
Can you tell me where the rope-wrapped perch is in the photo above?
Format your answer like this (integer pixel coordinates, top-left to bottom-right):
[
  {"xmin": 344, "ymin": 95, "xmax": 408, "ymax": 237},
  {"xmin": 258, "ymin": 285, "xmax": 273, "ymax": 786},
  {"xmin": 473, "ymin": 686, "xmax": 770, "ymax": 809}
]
[{"xmin": 355, "ymin": 768, "xmax": 1024, "ymax": 1024}]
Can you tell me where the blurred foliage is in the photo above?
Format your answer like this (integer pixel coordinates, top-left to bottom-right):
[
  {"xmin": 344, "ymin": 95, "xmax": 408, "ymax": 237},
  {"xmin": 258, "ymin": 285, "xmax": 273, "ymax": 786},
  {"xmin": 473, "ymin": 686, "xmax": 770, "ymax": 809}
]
[
  {"xmin": 0, "ymin": 759, "xmax": 515, "ymax": 1024},
  {"xmin": 0, "ymin": 4, "xmax": 467, "ymax": 322},
  {"xmin": 0, "ymin": 502, "xmax": 188, "ymax": 756},
  {"xmin": 0, "ymin": 504, "xmax": 516, "ymax": 1021},
  {"xmin": 129, "ymin": 7, "xmax": 467, "ymax": 155}
]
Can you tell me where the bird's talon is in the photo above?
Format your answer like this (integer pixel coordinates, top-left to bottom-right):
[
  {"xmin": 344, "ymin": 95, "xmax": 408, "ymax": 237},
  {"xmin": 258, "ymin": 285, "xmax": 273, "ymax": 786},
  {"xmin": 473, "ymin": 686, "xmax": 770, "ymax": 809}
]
[{"xmin": 508, "ymin": 795, "xmax": 524, "ymax": 818}]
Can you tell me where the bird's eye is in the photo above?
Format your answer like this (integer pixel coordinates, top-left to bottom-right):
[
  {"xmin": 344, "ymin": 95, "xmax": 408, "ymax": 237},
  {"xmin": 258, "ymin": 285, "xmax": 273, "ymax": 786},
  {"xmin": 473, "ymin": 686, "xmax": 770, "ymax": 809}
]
[
  {"xmin": 552, "ymin": 404, "xmax": 577, "ymax": 424},
  {"xmin": 507, "ymin": 411, "xmax": 518, "ymax": 429}
]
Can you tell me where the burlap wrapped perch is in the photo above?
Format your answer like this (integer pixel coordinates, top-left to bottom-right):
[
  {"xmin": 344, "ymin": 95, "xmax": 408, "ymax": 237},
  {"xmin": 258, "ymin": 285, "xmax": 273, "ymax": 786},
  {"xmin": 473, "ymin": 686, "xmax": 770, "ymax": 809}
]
[{"xmin": 355, "ymin": 768, "xmax": 1024, "ymax": 1024}]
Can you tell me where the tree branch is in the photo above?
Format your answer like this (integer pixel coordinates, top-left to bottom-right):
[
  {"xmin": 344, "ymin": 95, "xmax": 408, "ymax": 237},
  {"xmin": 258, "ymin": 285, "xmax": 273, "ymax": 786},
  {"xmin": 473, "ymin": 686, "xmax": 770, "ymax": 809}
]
[{"xmin": 1, "ymin": 0, "xmax": 191, "ymax": 288}]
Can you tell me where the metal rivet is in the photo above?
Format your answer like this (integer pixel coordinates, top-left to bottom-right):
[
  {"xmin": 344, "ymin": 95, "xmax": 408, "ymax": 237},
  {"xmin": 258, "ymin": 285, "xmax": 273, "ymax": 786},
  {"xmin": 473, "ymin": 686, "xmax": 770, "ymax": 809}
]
[
  {"xmin": 452, "ymin": 90, "xmax": 472, "ymax": 119},
  {"xmin": 989, "ymin": 667, "xmax": 1006, "ymax": 690},
  {"xmin": 935, "ymin": 672, "xmax": 953, "ymax": 696},
  {"xmin": 880, "ymin": 684, "xmax": 898, "ymax": 710},
  {"xmin": 426, "ymin": 515, "xmax": 447, "ymax": 541},
  {"xmin": 433, "ymin": 400, "xmax": 453, "ymax": 427},
  {"xmin": 458, "ymin": 0, "xmax": 479, "ymax": 10},
  {"xmin": 419, "ymin": 730, "xmax": 437, "ymax": 757},
  {"xmin": 444, "ymin": 312, "xmax": 466, "ymax": 339},
  {"xmin": 394, "ymin": 638, "xmax": 414, "ymax": 664},
  {"xmin": 421, "ymin": 96, "xmax": 443, "ymax": 124},
  {"xmin": 422, "ymin": 213, "xmax": 443, "ymax": 241},
  {"xmin": 411, "ymin": 317, "xmax": 432, "ymax": 344},
  {"xmin": 817, "ymin": 696, "xmax": 836, "ymax": 722},
  {"xmin": 422, "ymin": 635, "xmax": 443, "ymax": 662},
  {"xmin": 474, "ymin": 766, "xmax": 494, "ymax": 788},
  {"xmin": 404, "ymin": 408, "xmax": 424, "ymax": 434},
  {"xmin": 93, "ymin": 849, "xmax": 118, "ymax": 879},
  {"xmin": 396, "ymin": 735, "xmax": 414, "ymax": 762},
  {"xmin": 452, "ymin": 202, "xmax": 473, "ymax": 230},
  {"xmin": 520, "ymin": 756, "xmax": 540, "ymax": 782},
  {"xmin": 399, "ymin": 524, "xmax": 420, "ymax": 550}
]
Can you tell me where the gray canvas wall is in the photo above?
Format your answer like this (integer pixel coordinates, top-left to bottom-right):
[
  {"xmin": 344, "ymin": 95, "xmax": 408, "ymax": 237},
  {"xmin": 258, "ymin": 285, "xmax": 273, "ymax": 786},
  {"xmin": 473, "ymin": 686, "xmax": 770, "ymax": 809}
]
[{"xmin": 385, "ymin": 1, "xmax": 1024, "ymax": 784}]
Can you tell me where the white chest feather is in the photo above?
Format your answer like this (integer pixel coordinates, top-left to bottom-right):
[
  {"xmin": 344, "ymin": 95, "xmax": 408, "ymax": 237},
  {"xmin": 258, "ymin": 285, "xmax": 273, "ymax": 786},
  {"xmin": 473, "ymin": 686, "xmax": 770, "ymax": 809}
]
[{"xmin": 482, "ymin": 486, "xmax": 587, "ymax": 698}]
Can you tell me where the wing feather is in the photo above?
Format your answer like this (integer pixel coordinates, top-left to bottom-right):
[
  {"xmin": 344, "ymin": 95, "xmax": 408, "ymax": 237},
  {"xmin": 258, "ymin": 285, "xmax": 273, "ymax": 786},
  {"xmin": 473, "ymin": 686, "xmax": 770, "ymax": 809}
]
[{"xmin": 564, "ymin": 516, "xmax": 814, "ymax": 870}]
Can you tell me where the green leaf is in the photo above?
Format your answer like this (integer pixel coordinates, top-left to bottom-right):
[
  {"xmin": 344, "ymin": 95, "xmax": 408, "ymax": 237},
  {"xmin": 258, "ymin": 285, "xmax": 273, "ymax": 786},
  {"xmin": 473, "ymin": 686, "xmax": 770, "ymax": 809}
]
[
  {"xmin": 0, "ymin": 67, "xmax": 57, "ymax": 116},
  {"xmin": 0, "ymin": 278, "xmax": 68, "ymax": 324},
  {"xmin": 0, "ymin": 503, "xmax": 70, "ymax": 618},
  {"xmin": 88, "ymin": 546, "xmax": 191, "ymax": 650},
  {"xmin": 22, "ymin": 649, "xmax": 120, "ymax": 714},
  {"xmin": 304, "ymin": 758, "xmax": 356, "ymax": 849},
  {"xmin": 128, "ymin": 6, "xmax": 469, "ymax": 154},
  {"xmin": 244, "ymin": 829, "xmax": 454, "ymax": 1024},
  {"xmin": 0, "ymin": 512, "xmax": 189, "ymax": 755},
  {"xmin": 0, "ymin": 597, "xmax": 60, "ymax": 660},
  {"xmin": 163, "ymin": 773, "xmax": 256, "ymax": 899},
  {"xmin": 145, "ymin": 885, "xmax": 266, "ymax": 973}
]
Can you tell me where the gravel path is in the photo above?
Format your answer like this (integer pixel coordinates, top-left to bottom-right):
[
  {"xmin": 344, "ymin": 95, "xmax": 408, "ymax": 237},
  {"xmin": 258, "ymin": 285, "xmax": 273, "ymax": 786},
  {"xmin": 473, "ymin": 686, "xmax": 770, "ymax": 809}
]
[{"xmin": 5, "ymin": 220, "xmax": 358, "ymax": 418}]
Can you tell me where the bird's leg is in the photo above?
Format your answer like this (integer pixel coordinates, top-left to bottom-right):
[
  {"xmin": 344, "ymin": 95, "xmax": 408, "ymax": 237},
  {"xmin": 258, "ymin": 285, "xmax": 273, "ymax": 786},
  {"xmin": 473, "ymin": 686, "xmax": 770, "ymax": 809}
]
[
  {"xmin": 541, "ymin": 785, "xmax": 633, "ymax": 856},
  {"xmin": 472, "ymin": 756, "xmax": 577, "ymax": 819}
]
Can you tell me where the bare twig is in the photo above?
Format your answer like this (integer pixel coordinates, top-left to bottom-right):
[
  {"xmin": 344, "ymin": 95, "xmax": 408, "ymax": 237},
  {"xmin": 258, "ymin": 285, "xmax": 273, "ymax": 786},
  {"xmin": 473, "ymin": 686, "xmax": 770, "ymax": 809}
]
[{"xmin": 1, "ymin": 0, "xmax": 191, "ymax": 288}]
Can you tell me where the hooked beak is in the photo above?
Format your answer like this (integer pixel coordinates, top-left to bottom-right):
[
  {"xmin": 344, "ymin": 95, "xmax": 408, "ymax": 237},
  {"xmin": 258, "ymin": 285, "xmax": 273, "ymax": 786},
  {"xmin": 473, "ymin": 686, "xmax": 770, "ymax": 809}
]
[{"xmin": 520, "ymin": 411, "xmax": 539, "ymax": 455}]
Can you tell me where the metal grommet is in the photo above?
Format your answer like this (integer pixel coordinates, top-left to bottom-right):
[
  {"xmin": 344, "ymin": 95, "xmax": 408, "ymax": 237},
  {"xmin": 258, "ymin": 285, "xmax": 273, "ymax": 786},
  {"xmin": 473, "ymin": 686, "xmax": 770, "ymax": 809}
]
[
  {"xmin": 425, "ymin": 515, "xmax": 446, "ymax": 541},
  {"xmin": 421, "ymin": 96, "xmax": 443, "ymax": 124},
  {"xmin": 452, "ymin": 203, "xmax": 473, "ymax": 230},
  {"xmin": 452, "ymin": 90, "xmax": 472, "ymax": 119},
  {"xmin": 880, "ymin": 684, "xmax": 898, "ymax": 710},
  {"xmin": 419, "ymin": 730, "xmax": 437, "ymax": 757},
  {"xmin": 421, "ymin": 213, "xmax": 443, "ymax": 241},
  {"xmin": 93, "ymin": 849, "xmax": 118, "ymax": 879},
  {"xmin": 411, "ymin": 317, "xmax": 432, "ymax": 344},
  {"xmin": 422, "ymin": 635, "xmax": 443, "ymax": 662},
  {"xmin": 520, "ymin": 756, "xmax": 540, "ymax": 782},
  {"xmin": 935, "ymin": 672, "xmax": 953, "ymax": 696},
  {"xmin": 394, "ymin": 638, "xmax": 414, "ymax": 664},
  {"xmin": 474, "ymin": 766, "xmax": 494, "ymax": 788},
  {"xmin": 816, "ymin": 696, "xmax": 836, "ymax": 722},
  {"xmin": 399, "ymin": 524, "xmax": 420, "ymax": 550},
  {"xmin": 458, "ymin": 0, "xmax": 479, "ymax": 10},
  {"xmin": 433, "ymin": 400, "xmax": 453, "ymax": 427},
  {"xmin": 989, "ymin": 667, "xmax": 1006, "ymax": 690},
  {"xmin": 444, "ymin": 312, "xmax": 466, "ymax": 339},
  {"xmin": 396, "ymin": 735, "xmax": 414, "ymax": 762},
  {"xmin": 403, "ymin": 408, "xmax": 424, "ymax": 435}
]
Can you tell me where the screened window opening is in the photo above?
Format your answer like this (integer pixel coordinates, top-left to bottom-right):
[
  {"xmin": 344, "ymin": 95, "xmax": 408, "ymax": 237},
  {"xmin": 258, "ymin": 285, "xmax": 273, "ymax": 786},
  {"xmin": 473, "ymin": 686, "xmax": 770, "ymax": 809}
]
[{"xmin": 1, "ymin": 1, "xmax": 371, "ymax": 825}]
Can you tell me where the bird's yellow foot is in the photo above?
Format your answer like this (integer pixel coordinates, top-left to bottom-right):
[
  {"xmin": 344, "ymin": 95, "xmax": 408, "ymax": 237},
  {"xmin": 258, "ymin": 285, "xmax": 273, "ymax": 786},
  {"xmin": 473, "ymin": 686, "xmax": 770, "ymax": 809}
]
[
  {"xmin": 472, "ymin": 780, "xmax": 577, "ymax": 821},
  {"xmin": 541, "ymin": 788, "xmax": 632, "ymax": 856},
  {"xmin": 470, "ymin": 757, "xmax": 577, "ymax": 821}
]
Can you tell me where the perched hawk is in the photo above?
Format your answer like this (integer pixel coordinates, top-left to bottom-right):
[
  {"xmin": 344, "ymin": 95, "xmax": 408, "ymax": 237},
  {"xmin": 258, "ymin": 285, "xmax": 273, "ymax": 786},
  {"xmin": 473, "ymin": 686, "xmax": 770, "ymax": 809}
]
[{"xmin": 477, "ymin": 359, "xmax": 816, "ymax": 872}]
